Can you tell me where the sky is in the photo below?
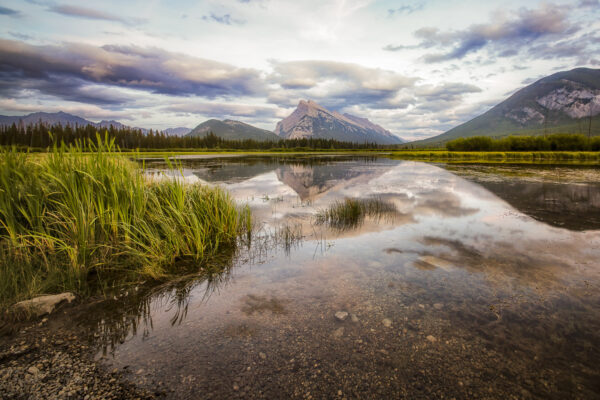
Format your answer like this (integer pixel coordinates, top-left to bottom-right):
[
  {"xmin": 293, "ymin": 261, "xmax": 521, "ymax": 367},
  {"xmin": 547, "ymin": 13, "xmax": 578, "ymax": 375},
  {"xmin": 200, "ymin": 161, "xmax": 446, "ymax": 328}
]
[{"xmin": 0, "ymin": 0, "xmax": 599, "ymax": 140}]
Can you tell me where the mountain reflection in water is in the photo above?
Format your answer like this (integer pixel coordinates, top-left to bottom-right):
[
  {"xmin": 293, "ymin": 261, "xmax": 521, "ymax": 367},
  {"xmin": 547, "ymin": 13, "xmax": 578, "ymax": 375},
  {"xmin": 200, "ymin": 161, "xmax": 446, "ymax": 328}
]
[{"xmin": 90, "ymin": 156, "xmax": 600, "ymax": 399}]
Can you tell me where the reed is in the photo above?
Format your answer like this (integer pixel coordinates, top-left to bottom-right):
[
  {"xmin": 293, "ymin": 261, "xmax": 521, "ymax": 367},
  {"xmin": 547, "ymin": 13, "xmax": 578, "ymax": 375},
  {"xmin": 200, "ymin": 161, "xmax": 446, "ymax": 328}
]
[
  {"xmin": 315, "ymin": 197, "xmax": 397, "ymax": 230},
  {"xmin": 0, "ymin": 136, "xmax": 250, "ymax": 308}
]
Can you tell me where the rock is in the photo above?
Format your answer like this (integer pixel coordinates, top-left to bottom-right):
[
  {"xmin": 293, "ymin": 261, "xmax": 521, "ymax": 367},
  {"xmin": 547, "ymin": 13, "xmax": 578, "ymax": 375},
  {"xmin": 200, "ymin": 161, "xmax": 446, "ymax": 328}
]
[
  {"xmin": 417, "ymin": 256, "xmax": 455, "ymax": 271},
  {"xmin": 426, "ymin": 335, "xmax": 437, "ymax": 343},
  {"xmin": 350, "ymin": 314, "xmax": 359, "ymax": 323},
  {"xmin": 11, "ymin": 293, "xmax": 76, "ymax": 318},
  {"xmin": 433, "ymin": 303, "xmax": 443, "ymax": 310},
  {"xmin": 333, "ymin": 327, "xmax": 345, "ymax": 338},
  {"xmin": 27, "ymin": 366, "xmax": 39, "ymax": 375},
  {"xmin": 334, "ymin": 311, "xmax": 349, "ymax": 321},
  {"xmin": 382, "ymin": 318, "xmax": 392, "ymax": 328},
  {"xmin": 259, "ymin": 352, "xmax": 266, "ymax": 360}
]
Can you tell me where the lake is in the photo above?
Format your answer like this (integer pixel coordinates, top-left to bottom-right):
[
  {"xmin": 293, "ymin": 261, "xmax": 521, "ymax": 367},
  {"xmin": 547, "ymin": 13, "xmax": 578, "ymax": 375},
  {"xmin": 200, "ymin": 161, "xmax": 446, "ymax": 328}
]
[{"xmin": 88, "ymin": 155, "xmax": 600, "ymax": 399}]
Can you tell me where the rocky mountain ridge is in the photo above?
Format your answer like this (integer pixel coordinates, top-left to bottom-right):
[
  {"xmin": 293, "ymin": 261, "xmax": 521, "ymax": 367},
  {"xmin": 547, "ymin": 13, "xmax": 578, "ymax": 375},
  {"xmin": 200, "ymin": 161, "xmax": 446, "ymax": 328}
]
[
  {"xmin": 413, "ymin": 67, "xmax": 600, "ymax": 146},
  {"xmin": 275, "ymin": 100, "xmax": 404, "ymax": 145}
]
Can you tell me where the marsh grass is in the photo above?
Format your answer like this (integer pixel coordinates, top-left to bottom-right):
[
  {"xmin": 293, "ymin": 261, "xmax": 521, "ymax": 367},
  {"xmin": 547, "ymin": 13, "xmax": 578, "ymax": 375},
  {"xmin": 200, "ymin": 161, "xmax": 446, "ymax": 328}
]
[
  {"xmin": 389, "ymin": 150, "xmax": 600, "ymax": 163},
  {"xmin": 315, "ymin": 197, "xmax": 397, "ymax": 230},
  {"xmin": 0, "ymin": 136, "xmax": 250, "ymax": 309}
]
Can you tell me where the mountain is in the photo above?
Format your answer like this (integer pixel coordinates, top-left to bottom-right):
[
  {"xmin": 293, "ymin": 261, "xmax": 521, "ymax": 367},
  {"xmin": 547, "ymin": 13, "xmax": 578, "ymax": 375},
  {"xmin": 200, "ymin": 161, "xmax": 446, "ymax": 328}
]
[
  {"xmin": 0, "ymin": 111, "xmax": 93, "ymax": 127},
  {"xmin": 0, "ymin": 111, "xmax": 149, "ymax": 133},
  {"xmin": 414, "ymin": 68, "xmax": 600, "ymax": 146},
  {"xmin": 274, "ymin": 100, "xmax": 404, "ymax": 145},
  {"xmin": 163, "ymin": 127, "xmax": 191, "ymax": 136},
  {"xmin": 187, "ymin": 119, "xmax": 279, "ymax": 141}
]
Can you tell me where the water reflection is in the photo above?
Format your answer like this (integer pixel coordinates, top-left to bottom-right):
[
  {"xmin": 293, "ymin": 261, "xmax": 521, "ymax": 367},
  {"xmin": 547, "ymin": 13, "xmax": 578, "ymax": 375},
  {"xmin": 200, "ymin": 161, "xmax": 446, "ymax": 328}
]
[
  {"xmin": 444, "ymin": 163, "xmax": 600, "ymax": 231},
  {"xmin": 88, "ymin": 156, "xmax": 600, "ymax": 399}
]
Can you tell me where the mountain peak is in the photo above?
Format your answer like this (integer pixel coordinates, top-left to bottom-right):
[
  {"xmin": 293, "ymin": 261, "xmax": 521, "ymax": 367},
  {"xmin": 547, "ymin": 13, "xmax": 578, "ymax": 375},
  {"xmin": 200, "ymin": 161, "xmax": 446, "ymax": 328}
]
[
  {"xmin": 275, "ymin": 100, "xmax": 403, "ymax": 144},
  {"xmin": 413, "ymin": 67, "xmax": 600, "ymax": 146},
  {"xmin": 187, "ymin": 118, "xmax": 278, "ymax": 141}
]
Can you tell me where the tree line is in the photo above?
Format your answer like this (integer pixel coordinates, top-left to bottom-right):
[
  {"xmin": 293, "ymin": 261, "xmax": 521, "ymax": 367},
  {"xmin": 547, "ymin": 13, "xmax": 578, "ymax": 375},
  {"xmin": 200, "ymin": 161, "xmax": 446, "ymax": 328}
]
[
  {"xmin": 0, "ymin": 122, "xmax": 395, "ymax": 151},
  {"xmin": 446, "ymin": 134, "xmax": 600, "ymax": 152}
]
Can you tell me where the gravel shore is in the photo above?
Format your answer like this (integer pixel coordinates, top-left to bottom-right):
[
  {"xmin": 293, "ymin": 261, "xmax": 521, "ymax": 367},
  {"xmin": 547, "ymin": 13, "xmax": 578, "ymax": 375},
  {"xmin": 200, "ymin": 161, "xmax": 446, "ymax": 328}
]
[{"xmin": 0, "ymin": 303, "xmax": 160, "ymax": 400}]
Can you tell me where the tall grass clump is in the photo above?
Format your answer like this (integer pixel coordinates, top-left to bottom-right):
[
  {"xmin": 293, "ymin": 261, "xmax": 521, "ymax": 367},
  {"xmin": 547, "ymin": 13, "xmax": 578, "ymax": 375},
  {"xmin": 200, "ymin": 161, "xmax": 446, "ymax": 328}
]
[
  {"xmin": 315, "ymin": 197, "xmax": 397, "ymax": 230},
  {"xmin": 0, "ymin": 136, "xmax": 250, "ymax": 308}
]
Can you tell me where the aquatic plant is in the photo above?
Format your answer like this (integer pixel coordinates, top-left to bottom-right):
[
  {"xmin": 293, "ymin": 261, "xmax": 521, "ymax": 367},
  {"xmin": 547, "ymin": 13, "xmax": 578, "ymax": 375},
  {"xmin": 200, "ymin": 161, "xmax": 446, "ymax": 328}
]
[
  {"xmin": 315, "ymin": 197, "xmax": 397, "ymax": 230},
  {"xmin": 0, "ymin": 136, "xmax": 250, "ymax": 309}
]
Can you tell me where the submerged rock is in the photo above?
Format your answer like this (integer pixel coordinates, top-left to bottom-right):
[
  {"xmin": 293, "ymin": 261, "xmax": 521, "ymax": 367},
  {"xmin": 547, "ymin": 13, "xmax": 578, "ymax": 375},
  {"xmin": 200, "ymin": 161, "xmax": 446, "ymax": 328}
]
[
  {"xmin": 333, "ymin": 327, "xmax": 345, "ymax": 338},
  {"xmin": 11, "ymin": 293, "xmax": 76, "ymax": 319},
  {"xmin": 416, "ymin": 256, "xmax": 455, "ymax": 271},
  {"xmin": 334, "ymin": 311, "xmax": 349, "ymax": 321}
]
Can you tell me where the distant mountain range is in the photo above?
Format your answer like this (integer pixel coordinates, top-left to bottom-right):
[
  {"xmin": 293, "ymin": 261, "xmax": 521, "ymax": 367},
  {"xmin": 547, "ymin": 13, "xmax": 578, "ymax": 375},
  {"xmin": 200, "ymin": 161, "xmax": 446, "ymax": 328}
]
[
  {"xmin": 414, "ymin": 67, "xmax": 600, "ymax": 146},
  {"xmin": 275, "ymin": 100, "xmax": 404, "ymax": 145},
  {"xmin": 163, "ymin": 127, "xmax": 191, "ymax": 136},
  {"xmin": 0, "ymin": 105, "xmax": 403, "ymax": 144},
  {"xmin": 187, "ymin": 119, "xmax": 279, "ymax": 141},
  {"xmin": 0, "ymin": 111, "xmax": 191, "ymax": 136}
]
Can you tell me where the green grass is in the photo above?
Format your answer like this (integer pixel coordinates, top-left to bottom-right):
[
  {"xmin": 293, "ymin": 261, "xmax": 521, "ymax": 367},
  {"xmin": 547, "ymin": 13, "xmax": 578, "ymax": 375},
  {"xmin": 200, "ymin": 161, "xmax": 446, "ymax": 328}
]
[
  {"xmin": 0, "ymin": 136, "xmax": 251, "ymax": 309},
  {"xmin": 316, "ymin": 197, "xmax": 397, "ymax": 230},
  {"xmin": 388, "ymin": 150, "xmax": 600, "ymax": 163}
]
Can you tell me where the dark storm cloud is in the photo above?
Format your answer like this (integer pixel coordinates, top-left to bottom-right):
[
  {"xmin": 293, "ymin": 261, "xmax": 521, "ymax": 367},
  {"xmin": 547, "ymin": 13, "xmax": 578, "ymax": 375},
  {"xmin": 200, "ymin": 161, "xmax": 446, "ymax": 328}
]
[
  {"xmin": 384, "ymin": 3, "xmax": 579, "ymax": 63},
  {"xmin": 0, "ymin": 73, "xmax": 133, "ymax": 106},
  {"xmin": 0, "ymin": 39, "xmax": 266, "ymax": 103}
]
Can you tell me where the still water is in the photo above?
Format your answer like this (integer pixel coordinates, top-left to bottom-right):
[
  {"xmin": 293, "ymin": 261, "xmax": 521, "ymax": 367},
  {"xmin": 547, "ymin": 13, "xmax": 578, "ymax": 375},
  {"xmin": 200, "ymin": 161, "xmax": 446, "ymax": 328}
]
[{"xmin": 89, "ymin": 156, "xmax": 600, "ymax": 399}]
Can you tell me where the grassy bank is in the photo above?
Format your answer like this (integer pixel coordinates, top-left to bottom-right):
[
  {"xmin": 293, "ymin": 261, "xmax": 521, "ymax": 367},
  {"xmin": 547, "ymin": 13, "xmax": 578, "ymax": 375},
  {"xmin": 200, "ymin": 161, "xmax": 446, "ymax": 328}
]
[
  {"xmin": 388, "ymin": 150, "xmax": 600, "ymax": 163},
  {"xmin": 0, "ymin": 137, "xmax": 251, "ymax": 309}
]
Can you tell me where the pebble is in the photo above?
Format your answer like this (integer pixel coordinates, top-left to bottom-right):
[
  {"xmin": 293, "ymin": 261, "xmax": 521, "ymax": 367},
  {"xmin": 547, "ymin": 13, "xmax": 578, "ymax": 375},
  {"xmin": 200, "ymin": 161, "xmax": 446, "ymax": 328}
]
[
  {"xmin": 426, "ymin": 335, "xmax": 437, "ymax": 343},
  {"xmin": 259, "ymin": 352, "xmax": 267, "ymax": 360},
  {"xmin": 350, "ymin": 314, "xmax": 359, "ymax": 323},
  {"xmin": 334, "ymin": 311, "xmax": 349, "ymax": 321},
  {"xmin": 382, "ymin": 318, "xmax": 392, "ymax": 328},
  {"xmin": 27, "ymin": 366, "xmax": 39, "ymax": 375},
  {"xmin": 333, "ymin": 327, "xmax": 345, "ymax": 338},
  {"xmin": 433, "ymin": 303, "xmax": 444, "ymax": 310}
]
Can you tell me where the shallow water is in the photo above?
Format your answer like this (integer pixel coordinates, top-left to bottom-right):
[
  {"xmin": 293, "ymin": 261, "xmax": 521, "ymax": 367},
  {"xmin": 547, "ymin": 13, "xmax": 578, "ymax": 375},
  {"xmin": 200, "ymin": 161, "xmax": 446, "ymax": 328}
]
[{"xmin": 89, "ymin": 156, "xmax": 600, "ymax": 399}]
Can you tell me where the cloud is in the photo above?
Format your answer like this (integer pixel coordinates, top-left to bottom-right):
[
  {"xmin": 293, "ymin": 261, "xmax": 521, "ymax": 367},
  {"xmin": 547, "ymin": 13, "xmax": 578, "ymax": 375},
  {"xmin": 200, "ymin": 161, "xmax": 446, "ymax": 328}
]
[
  {"xmin": 387, "ymin": 3, "xmax": 425, "ymax": 16},
  {"xmin": 526, "ymin": 31, "xmax": 600, "ymax": 64},
  {"xmin": 578, "ymin": 0, "xmax": 599, "ymax": 6},
  {"xmin": 267, "ymin": 60, "xmax": 419, "ymax": 110},
  {"xmin": 162, "ymin": 102, "xmax": 281, "ymax": 119},
  {"xmin": 201, "ymin": 13, "xmax": 245, "ymax": 25},
  {"xmin": 384, "ymin": 3, "xmax": 576, "ymax": 63},
  {"xmin": 49, "ymin": 4, "xmax": 124, "ymax": 22},
  {"xmin": 8, "ymin": 32, "xmax": 33, "ymax": 41},
  {"xmin": 0, "ymin": 98, "xmax": 133, "ymax": 120},
  {"xmin": 0, "ymin": 6, "xmax": 21, "ymax": 16},
  {"xmin": 414, "ymin": 82, "xmax": 482, "ymax": 101},
  {"xmin": 0, "ymin": 39, "xmax": 266, "ymax": 103}
]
